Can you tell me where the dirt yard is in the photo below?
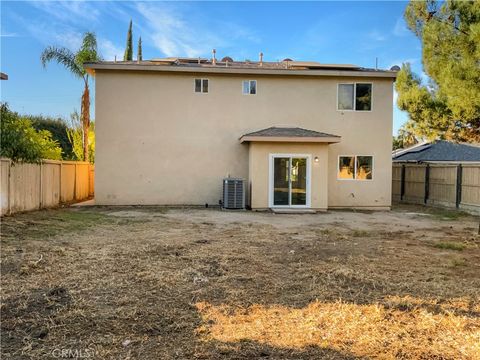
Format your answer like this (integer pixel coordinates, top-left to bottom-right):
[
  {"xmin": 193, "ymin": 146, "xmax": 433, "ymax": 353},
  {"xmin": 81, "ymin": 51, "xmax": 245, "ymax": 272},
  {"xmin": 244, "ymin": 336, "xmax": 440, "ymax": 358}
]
[{"xmin": 1, "ymin": 205, "xmax": 479, "ymax": 359}]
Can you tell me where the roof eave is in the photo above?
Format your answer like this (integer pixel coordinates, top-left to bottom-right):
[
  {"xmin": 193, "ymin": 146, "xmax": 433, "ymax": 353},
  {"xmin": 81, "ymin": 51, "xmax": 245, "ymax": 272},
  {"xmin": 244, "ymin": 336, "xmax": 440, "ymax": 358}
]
[
  {"xmin": 240, "ymin": 136, "xmax": 341, "ymax": 144},
  {"xmin": 84, "ymin": 63, "xmax": 397, "ymax": 79}
]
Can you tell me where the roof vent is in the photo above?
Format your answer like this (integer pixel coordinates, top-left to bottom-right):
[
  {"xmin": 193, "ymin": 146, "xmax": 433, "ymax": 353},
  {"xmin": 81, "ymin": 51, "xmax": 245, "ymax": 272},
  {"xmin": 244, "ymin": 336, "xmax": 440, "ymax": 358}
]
[
  {"xmin": 390, "ymin": 65, "xmax": 401, "ymax": 71},
  {"xmin": 221, "ymin": 56, "xmax": 233, "ymax": 62},
  {"xmin": 259, "ymin": 52, "xmax": 263, "ymax": 66},
  {"xmin": 212, "ymin": 49, "xmax": 217, "ymax": 65}
]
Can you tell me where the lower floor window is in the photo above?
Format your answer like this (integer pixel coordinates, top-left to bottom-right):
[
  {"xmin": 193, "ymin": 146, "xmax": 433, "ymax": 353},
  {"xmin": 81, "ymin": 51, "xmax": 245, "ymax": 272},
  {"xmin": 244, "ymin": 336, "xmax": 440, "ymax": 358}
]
[{"xmin": 338, "ymin": 155, "xmax": 373, "ymax": 180}]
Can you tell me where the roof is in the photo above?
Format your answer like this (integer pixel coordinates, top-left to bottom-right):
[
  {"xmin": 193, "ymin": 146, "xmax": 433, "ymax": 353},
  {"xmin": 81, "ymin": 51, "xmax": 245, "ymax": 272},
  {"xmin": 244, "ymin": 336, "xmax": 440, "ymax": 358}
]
[
  {"xmin": 84, "ymin": 57, "xmax": 398, "ymax": 79},
  {"xmin": 393, "ymin": 140, "xmax": 480, "ymax": 162},
  {"xmin": 240, "ymin": 127, "xmax": 341, "ymax": 143},
  {"xmin": 0, "ymin": 72, "xmax": 8, "ymax": 80}
]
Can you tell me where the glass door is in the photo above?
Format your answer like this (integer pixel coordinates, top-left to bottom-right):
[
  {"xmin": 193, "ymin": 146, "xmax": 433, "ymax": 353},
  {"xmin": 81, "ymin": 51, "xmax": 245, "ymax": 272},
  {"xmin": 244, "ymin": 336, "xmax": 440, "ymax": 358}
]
[
  {"xmin": 291, "ymin": 158, "xmax": 307, "ymax": 206},
  {"xmin": 272, "ymin": 156, "xmax": 309, "ymax": 207},
  {"xmin": 273, "ymin": 157, "xmax": 290, "ymax": 206}
]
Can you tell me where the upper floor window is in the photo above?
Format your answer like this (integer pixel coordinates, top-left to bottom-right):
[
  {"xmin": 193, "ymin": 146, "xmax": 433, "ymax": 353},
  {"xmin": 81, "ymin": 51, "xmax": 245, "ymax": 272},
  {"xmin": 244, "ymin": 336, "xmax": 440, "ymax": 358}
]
[
  {"xmin": 338, "ymin": 155, "xmax": 373, "ymax": 180},
  {"xmin": 243, "ymin": 80, "xmax": 257, "ymax": 95},
  {"xmin": 195, "ymin": 78, "xmax": 209, "ymax": 93},
  {"xmin": 337, "ymin": 83, "xmax": 372, "ymax": 111}
]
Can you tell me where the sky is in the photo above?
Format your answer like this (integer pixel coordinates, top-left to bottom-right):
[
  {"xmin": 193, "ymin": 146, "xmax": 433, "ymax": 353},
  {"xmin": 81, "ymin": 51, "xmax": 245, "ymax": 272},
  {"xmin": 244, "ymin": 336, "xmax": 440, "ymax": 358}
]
[{"xmin": 1, "ymin": 1, "xmax": 424, "ymax": 135}]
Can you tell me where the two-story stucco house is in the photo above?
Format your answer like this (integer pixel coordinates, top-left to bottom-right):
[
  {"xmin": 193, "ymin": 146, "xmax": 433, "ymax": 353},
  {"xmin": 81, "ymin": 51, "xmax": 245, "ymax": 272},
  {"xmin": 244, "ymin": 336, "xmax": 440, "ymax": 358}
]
[{"xmin": 85, "ymin": 55, "xmax": 397, "ymax": 211}]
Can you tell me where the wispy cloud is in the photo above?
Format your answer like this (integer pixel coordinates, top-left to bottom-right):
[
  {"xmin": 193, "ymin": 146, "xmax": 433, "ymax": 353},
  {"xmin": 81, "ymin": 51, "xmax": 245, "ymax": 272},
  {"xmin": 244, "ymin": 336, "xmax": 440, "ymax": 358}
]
[
  {"xmin": 99, "ymin": 38, "xmax": 123, "ymax": 60},
  {"xmin": 367, "ymin": 30, "xmax": 386, "ymax": 42},
  {"xmin": 11, "ymin": 11, "xmax": 83, "ymax": 51},
  {"xmin": 135, "ymin": 3, "xmax": 222, "ymax": 57},
  {"xmin": 1, "ymin": 32, "xmax": 19, "ymax": 37},
  {"xmin": 29, "ymin": 0, "xmax": 100, "ymax": 25},
  {"xmin": 134, "ymin": 2, "xmax": 260, "ymax": 58},
  {"xmin": 393, "ymin": 17, "xmax": 409, "ymax": 37}
]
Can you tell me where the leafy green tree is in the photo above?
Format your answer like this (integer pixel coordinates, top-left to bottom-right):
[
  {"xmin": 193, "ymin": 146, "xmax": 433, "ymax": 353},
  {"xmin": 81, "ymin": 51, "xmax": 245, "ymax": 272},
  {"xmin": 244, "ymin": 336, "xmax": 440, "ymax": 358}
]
[
  {"xmin": 124, "ymin": 20, "xmax": 133, "ymax": 61},
  {"xmin": 28, "ymin": 115, "xmax": 73, "ymax": 158},
  {"xmin": 0, "ymin": 103, "xmax": 62, "ymax": 163},
  {"xmin": 67, "ymin": 110, "xmax": 95, "ymax": 163},
  {"xmin": 397, "ymin": 0, "xmax": 480, "ymax": 142},
  {"xmin": 393, "ymin": 123, "xmax": 419, "ymax": 150},
  {"xmin": 41, "ymin": 32, "xmax": 100, "ymax": 162},
  {"xmin": 137, "ymin": 36, "xmax": 142, "ymax": 61}
]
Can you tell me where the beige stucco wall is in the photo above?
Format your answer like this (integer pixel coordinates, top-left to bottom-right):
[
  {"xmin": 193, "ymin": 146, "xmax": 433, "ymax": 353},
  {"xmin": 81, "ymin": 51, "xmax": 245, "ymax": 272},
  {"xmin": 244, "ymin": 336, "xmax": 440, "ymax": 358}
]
[
  {"xmin": 249, "ymin": 142, "xmax": 329, "ymax": 210},
  {"xmin": 95, "ymin": 70, "xmax": 393, "ymax": 208}
]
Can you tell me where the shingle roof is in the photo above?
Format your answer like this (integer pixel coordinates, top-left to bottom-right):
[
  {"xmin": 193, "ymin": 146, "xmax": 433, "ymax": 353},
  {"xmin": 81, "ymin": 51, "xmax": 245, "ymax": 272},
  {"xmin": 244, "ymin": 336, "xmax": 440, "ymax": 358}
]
[
  {"xmin": 393, "ymin": 140, "xmax": 480, "ymax": 162},
  {"xmin": 240, "ymin": 127, "xmax": 341, "ymax": 143},
  {"xmin": 243, "ymin": 127, "xmax": 339, "ymax": 138}
]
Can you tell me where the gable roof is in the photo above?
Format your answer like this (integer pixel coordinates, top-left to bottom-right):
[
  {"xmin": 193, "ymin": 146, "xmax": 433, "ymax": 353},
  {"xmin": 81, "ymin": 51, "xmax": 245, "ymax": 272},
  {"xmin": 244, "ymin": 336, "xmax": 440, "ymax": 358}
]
[
  {"xmin": 240, "ymin": 127, "xmax": 341, "ymax": 143},
  {"xmin": 393, "ymin": 140, "xmax": 480, "ymax": 162}
]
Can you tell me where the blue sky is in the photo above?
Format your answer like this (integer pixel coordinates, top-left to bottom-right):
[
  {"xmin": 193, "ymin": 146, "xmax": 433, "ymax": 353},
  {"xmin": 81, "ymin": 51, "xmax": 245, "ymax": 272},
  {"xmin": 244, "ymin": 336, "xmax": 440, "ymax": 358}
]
[{"xmin": 1, "ymin": 1, "xmax": 424, "ymax": 134}]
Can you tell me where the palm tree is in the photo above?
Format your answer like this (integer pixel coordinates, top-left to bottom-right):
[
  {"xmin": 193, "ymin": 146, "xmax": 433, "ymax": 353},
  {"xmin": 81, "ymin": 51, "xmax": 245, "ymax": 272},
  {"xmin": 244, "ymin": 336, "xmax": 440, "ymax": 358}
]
[{"xmin": 41, "ymin": 32, "xmax": 100, "ymax": 162}]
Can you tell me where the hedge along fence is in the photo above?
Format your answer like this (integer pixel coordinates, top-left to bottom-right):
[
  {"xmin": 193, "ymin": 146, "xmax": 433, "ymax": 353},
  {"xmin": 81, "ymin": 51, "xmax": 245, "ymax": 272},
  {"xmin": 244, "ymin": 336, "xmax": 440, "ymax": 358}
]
[
  {"xmin": 0, "ymin": 158, "xmax": 94, "ymax": 215},
  {"xmin": 392, "ymin": 163, "xmax": 480, "ymax": 214}
]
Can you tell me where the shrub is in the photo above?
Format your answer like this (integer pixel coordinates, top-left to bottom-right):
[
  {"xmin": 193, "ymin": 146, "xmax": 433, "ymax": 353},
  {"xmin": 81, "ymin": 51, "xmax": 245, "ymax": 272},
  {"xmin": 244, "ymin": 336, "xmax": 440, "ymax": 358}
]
[{"xmin": 0, "ymin": 103, "xmax": 62, "ymax": 163}]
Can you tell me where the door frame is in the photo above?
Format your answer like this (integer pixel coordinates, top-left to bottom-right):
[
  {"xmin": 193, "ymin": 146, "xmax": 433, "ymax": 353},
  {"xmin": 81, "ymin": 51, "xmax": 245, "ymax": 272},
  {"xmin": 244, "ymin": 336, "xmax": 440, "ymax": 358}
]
[{"xmin": 268, "ymin": 153, "xmax": 312, "ymax": 208}]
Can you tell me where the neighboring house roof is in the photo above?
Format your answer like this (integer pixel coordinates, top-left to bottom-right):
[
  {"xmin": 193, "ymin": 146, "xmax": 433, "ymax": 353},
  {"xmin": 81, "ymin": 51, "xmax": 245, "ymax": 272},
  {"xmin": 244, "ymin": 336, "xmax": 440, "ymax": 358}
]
[
  {"xmin": 240, "ymin": 126, "xmax": 341, "ymax": 143},
  {"xmin": 0, "ymin": 72, "xmax": 8, "ymax": 80},
  {"xmin": 393, "ymin": 140, "xmax": 480, "ymax": 162},
  {"xmin": 84, "ymin": 57, "xmax": 398, "ymax": 79}
]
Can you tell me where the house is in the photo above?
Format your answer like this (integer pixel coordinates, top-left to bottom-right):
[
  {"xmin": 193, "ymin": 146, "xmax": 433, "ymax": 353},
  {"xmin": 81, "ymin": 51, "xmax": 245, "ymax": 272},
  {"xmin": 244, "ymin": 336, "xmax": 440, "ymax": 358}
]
[
  {"xmin": 393, "ymin": 140, "xmax": 480, "ymax": 163},
  {"xmin": 84, "ymin": 54, "xmax": 398, "ymax": 211}
]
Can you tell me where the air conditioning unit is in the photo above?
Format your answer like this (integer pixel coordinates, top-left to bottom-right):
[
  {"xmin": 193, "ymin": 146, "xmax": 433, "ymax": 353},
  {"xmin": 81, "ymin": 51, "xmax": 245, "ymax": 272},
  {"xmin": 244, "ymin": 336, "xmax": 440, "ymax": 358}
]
[{"xmin": 222, "ymin": 178, "xmax": 245, "ymax": 209}]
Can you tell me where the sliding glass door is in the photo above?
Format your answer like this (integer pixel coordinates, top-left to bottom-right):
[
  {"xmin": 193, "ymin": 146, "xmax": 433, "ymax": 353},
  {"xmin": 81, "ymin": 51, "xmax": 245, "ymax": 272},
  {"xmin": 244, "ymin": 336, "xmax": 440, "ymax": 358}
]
[{"xmin": 272, "ymin": 155, "xmax": 310, "ymax": 207}]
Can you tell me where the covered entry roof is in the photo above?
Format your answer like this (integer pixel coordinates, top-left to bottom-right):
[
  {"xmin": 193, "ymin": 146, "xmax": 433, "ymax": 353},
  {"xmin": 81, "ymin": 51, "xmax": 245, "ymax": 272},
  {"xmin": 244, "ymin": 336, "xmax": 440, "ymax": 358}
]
[{"xmin": 240, "ymin": 127, "xmax": 341, "ymax": 143}]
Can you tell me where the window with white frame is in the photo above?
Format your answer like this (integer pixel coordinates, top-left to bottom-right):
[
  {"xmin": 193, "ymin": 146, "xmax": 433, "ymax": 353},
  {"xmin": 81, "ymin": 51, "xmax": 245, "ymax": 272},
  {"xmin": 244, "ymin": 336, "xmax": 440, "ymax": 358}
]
[
  {"xmin": 243, "ymin": 80, "xmax": 257, "ymax": 95},
  {"xmin": 337, "ymin": 83, "xmax": 372, "ymax": 111},
  {"xmin": 338, "ymin": 155, "xmax": 373, "ymax": 180},
  {"xmin": 194, "ymin": 78, "xmax": 209, "ymax": 93}
]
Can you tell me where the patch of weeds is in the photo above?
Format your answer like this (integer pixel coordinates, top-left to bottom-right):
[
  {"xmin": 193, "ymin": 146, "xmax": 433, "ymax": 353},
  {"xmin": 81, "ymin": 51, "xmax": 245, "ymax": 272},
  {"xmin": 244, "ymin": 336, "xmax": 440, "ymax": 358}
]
[
  {"xmin": 449, "ymin": 258, "xmax": 467, "ymax": 267},
  {"xmin": 428, "ymin": 208, "xmax": 469, "ymax": 221},
  {"xmin": 1, "ymin": 209, "xmax": 116, "ymax": 241},
  {"xmin": 352, "ymin": 230, "xmax": 369, "ymax": 237},
  {"xmin": 433, "ymin": 241, "xmax": 466, "ymax": 251},
  {"xmin": 116, "ymin": 218, "xmax": 152, "ymax": 225}
]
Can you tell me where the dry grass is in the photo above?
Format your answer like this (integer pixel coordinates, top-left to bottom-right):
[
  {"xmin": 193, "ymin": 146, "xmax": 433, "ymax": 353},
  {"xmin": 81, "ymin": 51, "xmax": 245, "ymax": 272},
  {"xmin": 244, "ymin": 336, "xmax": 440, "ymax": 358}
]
[
  {"xmin": 196, "ymin": 296, "xmax": 480, "ymax": 359},
  {"xmin": 434, "ymin": 241, "xmax": 467, "ymax": 251},
  {"xmin": 1, "ymin": 205, "xmax": 479, "ymax": 359}
]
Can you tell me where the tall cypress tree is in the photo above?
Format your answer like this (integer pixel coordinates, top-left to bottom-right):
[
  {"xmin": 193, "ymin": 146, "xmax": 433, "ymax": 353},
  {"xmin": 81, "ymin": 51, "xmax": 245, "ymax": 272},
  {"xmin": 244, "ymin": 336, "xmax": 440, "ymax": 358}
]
[
  {"xmin": 137, "ymin": 36, "xmax": 142, "ymax": 61},
  {"xmin": 123, "ymin": 20, "xmax": 133, "ymax": 61}
]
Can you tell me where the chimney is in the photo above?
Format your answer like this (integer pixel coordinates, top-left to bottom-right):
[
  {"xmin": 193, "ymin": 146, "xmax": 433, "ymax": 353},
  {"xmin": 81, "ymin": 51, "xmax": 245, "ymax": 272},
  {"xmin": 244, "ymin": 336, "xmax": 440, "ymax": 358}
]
[
  {"xmin": 212, "ymin": 49, "xmax": 217, "ymax": 65},
  {"xmin": 259, "ymin": 52, "xmax": 264, "ymax": 66}
]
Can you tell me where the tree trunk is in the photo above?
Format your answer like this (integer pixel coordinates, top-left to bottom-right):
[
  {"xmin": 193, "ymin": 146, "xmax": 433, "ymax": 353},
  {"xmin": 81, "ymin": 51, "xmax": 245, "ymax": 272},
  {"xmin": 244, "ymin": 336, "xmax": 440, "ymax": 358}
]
[{"xmin": 81, "ymin": 83, "xmax": 90, "ymax": 162}]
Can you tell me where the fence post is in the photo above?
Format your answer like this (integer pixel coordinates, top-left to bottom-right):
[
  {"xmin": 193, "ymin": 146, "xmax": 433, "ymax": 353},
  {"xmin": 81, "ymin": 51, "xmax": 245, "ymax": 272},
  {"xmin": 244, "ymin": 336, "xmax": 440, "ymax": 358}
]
[
  {"xmin": 400, "ymin": 164, "xmax": 406, "ymax": 201},
  {"xmin": 424, "ymin": 164, "xmax": 430, "ymax": 205},
  {"xmin": 456, "ymin": 164, "xmax": 463, "ymax": 208},
  {"xmin": 74, "ymin": 163, "xmax": 77, "ymax": 200},
  {"xmin": 59, "ymin": 162, "xmax": 62, "ymax": 204},
  {"xmin": 39, "ymin": 161, "xmax": 43, "ymax": 209},
  {"xmin": 7, "ymin": 160, "xmax": 12, "ymax": 215}
]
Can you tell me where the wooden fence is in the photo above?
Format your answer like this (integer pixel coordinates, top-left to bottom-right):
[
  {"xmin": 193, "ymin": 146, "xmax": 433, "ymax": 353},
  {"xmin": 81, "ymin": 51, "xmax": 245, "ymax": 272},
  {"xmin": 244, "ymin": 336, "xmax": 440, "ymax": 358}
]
[
  {"xmin": 392, "ymin": 163, "xmax": 480, "ymax": 214},
  {"xmin": 0, "ymin": 158, "xmax": 94, "ymax": 215}
]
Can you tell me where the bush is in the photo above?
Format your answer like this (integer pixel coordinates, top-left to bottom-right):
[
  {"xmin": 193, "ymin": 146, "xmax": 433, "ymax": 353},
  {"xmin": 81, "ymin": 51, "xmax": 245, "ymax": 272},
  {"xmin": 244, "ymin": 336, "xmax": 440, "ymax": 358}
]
[
  {"xmin": 29, "ymin": 115, "xmax": 73, "ymax": 159},
  {"xmin": 0, "ymin": 103, "xmax": 62, "ymax": 163}
]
